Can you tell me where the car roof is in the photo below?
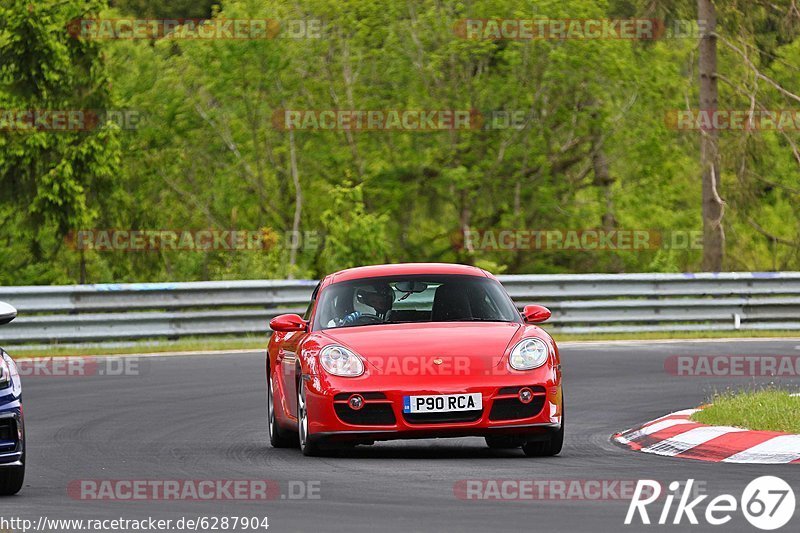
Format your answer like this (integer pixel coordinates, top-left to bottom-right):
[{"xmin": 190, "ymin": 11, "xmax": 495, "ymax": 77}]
[{"xmin": 329, "ymin": 263, "xmax": 493, "ymax": 284}]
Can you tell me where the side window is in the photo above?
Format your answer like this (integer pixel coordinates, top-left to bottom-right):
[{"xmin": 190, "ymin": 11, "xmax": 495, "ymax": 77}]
[{"xmin": 303, "ymin": 282, "xmax": 321, "ymax": 321}]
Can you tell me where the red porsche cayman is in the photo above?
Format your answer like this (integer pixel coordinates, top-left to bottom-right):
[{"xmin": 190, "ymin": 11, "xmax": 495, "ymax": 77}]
[{"xmin": 266, "ymin": 263, "xmax": 564, "ymax": 456}]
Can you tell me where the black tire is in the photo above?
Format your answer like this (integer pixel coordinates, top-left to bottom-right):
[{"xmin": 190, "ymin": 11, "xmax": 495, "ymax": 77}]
[
  {"xmin": 267, "ymin": 367, "xmax": 296, "ymax": 448},
  {"xmin": 485, "ymin": 436, "xmax": 523, "ymax": 449},
  {"xmin": 522, "ymin": 415, "xmax": 564, "ymax": 457},
  {"xmin": 0, "ymin": 454, "xmax": 24, "ymax": 496},
  {"xmin": 297, "ymin": 378, "xmax": 325, "ymax": 457}
]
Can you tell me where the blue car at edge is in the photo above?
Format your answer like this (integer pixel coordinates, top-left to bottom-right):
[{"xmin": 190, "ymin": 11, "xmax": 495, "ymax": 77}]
[{"xmin": 0, "ymin": 301, "xmax": 24, "ymax": 496}]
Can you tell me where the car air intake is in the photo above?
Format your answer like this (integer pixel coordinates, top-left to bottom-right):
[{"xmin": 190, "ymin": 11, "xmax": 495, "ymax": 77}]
[
  {"xmin": 489, "ymin": 396, "xmax": 546, "ymax": 421},
  {"xmin": 403, "ymin": 410, "xmax": 483, "ymax": 424},
  {"xmin": 334, "ymin": 403, "xmax": 396, "ymax": 426}
]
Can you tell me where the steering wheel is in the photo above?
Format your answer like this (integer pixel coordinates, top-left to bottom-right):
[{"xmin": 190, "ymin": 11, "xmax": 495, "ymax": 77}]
[{"xmin": 351, "ymin": 313, "xmax": 383, "ymax": 325}]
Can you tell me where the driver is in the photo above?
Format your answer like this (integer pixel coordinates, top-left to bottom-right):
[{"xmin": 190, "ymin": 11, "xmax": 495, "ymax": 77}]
[
  {"xmin": 357, "ymin": 283, "xmax": 394, "ymax": 318},
  {"xmin": 328, "ymin": 283, "xmax": 395, "ymax": 327}
]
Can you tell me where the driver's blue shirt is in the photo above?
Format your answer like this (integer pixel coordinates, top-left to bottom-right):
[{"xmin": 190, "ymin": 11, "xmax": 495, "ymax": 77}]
[{"xmin": 328, "ymin": 311, "xmax": 362, "ymax": 328}]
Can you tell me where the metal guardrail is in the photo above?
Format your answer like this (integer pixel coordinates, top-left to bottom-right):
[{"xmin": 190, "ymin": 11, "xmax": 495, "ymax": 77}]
[{"xmin": 0, "ymin": 273, "xmax": 798, "ymax": 343}]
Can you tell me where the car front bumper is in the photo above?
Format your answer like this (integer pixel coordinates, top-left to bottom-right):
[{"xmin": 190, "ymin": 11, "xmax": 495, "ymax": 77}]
[{"xmin": 303, "ymin": 370, "xmax": 563, "ymax": 443}]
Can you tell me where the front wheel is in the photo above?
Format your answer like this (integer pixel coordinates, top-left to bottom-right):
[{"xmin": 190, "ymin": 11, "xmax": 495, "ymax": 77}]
[
  {"xmin": 267, "ymin": 368, "xmax": 296, "ymax": 448},
  {"xmin": 0, "ymin": 454, "xmax": 24, "ymax": 496},
  {"xmin": 297, "ymin": 378, "xmax": 325, "ymax": 456},
  {"xmin": 522, "ymin": 422, "xmax": 564, "ymax": 457}
]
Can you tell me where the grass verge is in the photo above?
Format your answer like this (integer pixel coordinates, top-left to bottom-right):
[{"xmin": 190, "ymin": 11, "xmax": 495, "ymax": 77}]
[
  {"xmin": 692, "ymin": 390, "xmax": 800, "ymax": 434},
  {"xmin": 553, "ymin": 330, "xmax": 800, "ymax": 342},
  {"xmin": 5, "ymin": 335, "xmax": 266, "ymax": 358}
]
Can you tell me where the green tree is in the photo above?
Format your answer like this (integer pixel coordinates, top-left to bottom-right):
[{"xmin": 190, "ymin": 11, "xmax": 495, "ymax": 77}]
[
  {"xmin": 319, "ymin": 182, "xmax": 391, "ymax": 273},
  {"xmin": 0, "ymin": 0, "xmax": 121, "ymax": 284}
]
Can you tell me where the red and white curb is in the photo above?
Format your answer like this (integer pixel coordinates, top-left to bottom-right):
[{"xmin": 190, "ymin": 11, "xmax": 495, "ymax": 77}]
[{"xmin": 613, "ymin": 408, "xmax": 800, "ymax": 464}]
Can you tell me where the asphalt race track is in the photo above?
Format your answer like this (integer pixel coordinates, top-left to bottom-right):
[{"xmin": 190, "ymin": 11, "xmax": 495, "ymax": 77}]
[{"xmin": 4, "ymin": 340, "xmax": 800, "ymax": 532}]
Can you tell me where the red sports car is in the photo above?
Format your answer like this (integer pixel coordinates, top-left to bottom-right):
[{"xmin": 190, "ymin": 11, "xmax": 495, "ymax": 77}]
[{"xmin": 266, "ymin": 263, "xmax": 563, "ymax": 456}]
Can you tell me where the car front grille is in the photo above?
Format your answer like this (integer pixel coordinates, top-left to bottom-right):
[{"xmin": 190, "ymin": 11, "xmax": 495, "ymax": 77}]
[{"xmin": 403, "ymin": 410, "xmax": 483, "ymax": 424}]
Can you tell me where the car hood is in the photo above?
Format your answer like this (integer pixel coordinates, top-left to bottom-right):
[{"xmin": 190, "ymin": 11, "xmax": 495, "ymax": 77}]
[{"xmin": 320, "ymin": 322, "xmax": 522, "ymax": 370}]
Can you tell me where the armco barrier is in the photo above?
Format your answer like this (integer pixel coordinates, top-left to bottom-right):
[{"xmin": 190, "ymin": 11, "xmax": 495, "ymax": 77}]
[{"xmin": 0, "ymin": 273, "xmax": 798, "ymax": 343}]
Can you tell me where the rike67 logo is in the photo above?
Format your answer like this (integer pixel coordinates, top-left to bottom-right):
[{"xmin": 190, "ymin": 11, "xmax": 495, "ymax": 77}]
[{"xmin": 625, "ymin": 477, "xmax": 795, "ymax": 530}]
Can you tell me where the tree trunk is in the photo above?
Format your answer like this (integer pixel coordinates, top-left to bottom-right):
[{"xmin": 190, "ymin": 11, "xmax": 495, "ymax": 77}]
[
  {"xmin": 698, "ymin": 0, "xmax": 725, "ymax": 271},
  {"xmin": 592, "ymin": 129, "xmax": 623, "ymax": 272},
  {"xmin": 287, "ymin": 129, "xmax": 302, "ymax": 279},
  {"xmin": 460, "ymin": 189, "xmax": 474, "ymax": 265},
  {"xmin": 591, "ymin": 138, "xmax": 616, "ymax": 230},
  {"xmin": 79, "ymin": 249, "xmax": 86, "ymax": 284}
]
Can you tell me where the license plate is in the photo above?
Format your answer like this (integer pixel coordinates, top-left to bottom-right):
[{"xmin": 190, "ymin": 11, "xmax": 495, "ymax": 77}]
[{"xmin": 403, "ymin": 393, "xmax": 482, "ymax": 414}]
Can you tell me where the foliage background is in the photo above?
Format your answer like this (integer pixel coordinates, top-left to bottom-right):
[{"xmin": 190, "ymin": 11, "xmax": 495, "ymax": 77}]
[{"xmin": 1, "ymin": 0, "xmax": 799, "ymax": 284}]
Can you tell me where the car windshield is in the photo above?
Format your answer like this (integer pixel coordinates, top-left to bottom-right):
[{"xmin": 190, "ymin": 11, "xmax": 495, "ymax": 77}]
[{"xmin": 314, "ymin": 275, "xmax": 521, "ymax": 330}]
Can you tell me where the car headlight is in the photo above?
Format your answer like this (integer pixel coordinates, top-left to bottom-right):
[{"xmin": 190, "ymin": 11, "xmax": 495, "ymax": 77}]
[
  {"xmin": 0, "ymin": 355, "xmax": 11, "ymax": 388},
  {"xmin": 319, "ymin": 345, "xmax": 365, "ymax": 377},
  {"xmin": 509, "ymin": 338, "xmax": 550, "ymax": 371}
]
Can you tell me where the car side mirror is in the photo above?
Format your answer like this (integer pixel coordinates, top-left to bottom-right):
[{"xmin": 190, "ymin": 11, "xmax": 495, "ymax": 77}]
[
  {"xmin": 269, "ymin": 313, "xmax": 308, "ymax": 332},
  {"xmin": 522, "ymin": 305, "xmax": 551, "ymax": 324},
  {"xmin": 0, "ymin": 301, "xmax": 17, "ymax": 325}
]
